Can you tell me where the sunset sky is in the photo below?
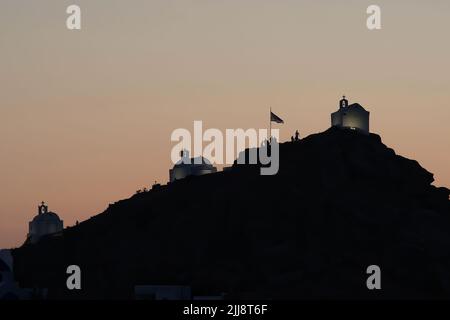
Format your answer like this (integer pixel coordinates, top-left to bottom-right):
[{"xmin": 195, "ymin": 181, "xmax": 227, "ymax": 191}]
[{"xmin": 1, "ymin": 0, "xmax": 449, "ymax": 248}]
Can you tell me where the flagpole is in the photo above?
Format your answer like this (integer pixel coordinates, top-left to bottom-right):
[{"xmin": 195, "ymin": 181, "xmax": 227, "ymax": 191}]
[{"xmin": 269, "ymin": 107, "xmax": 272, "ymax": 142}]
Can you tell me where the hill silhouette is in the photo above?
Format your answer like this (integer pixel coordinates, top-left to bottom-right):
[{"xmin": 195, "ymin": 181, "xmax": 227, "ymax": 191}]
[{"xmin": 12, "ymin": 127, "xmax": 450, "ymax": 299}]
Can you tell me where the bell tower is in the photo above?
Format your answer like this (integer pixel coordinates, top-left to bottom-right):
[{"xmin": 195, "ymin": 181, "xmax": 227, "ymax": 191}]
[
  {"xmin": 339, "ymin": 95, "xmax": 349, "ymax": 109},
  {"xmin": 38, "ymin": 201, "xmax": 48, "ymax": 215}
]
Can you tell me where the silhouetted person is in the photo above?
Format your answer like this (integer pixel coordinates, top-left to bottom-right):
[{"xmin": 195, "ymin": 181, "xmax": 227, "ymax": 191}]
[
  {"xmin": 291, "ymin": 136, "xmax": 294, "ymax": 142},
  {"xmin": 295, "ymin": 130, "xmax": 300, "ymax": 141}
]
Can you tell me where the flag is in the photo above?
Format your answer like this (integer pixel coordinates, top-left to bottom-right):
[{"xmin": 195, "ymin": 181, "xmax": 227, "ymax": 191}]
[{"xmin": 270, "ymin": 111, "xmax": 284, "ymax": 124}]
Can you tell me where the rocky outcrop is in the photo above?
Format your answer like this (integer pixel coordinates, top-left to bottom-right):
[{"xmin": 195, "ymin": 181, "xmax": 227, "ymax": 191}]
[{"xmin": 12, "ymin": 127, "xmax": 450, "ymax": 299}]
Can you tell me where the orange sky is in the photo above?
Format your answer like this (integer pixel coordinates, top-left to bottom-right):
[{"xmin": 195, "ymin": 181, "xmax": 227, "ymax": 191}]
[{"xmin": 1, "ymin": 0, "xmax": 449, "ymax": 248}]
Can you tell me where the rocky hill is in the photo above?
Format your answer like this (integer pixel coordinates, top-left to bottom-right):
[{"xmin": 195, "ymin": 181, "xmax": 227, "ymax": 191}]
[{"xmin": 12, "ymin": 127, "xmax": 450, "ymax": 299}]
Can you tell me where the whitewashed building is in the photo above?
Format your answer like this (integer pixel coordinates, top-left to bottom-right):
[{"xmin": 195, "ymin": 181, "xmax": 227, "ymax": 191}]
[
  {"xmin": 28, "ymin": 202, "xmax": 64, "ymax": 244},
  {"xmin": 0, "ymin": 250, "xmax": 32, "ymax": 300},
  {"xmin": 331, "ymin": 96, "xmax": 370, "ymax": 134},
  {"xmin": 169, "ymin": 150, "xmax": 217, "ymax": 182}
]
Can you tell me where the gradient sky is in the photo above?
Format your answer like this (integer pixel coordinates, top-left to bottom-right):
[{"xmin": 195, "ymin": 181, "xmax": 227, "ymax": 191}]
[{"xmin": 1, "ymin": 0, "xmax": 449, "ymax": 248}]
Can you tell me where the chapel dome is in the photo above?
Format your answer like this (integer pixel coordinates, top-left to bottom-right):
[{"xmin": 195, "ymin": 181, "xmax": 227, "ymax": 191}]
[
  {"xmin": 31, "ymin": 211, "xmax": 62, "ymax": 224},
  {"xmin": 173, "ymin": 156, "xmax": 213, "ymax": 167},
  {"xmin": 169, "ymin": 150, "xmax": 217, "ymax": 182}
]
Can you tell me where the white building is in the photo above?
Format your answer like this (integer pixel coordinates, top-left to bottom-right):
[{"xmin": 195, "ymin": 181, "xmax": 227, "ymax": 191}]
[
  {"xmin": 28, "ymin": 202, "xmax": 64, "ymax": 244},
  {"xmin": 331, "ymin": 96, "xmax": 370, "ymax": 134},
  {"xmin": 169, "ymin": 150, "xmax": 217, "ymax": 182},
  {"xmin": 0, "ymin": 250, "xmax": 32, "ymax": 300}
]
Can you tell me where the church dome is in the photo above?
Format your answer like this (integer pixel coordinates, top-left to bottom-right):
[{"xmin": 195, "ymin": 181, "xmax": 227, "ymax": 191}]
[
  {"xmin": 169, "ymin": 150, "xmax": 217, "ymax": 182},
  {"xmin": 173, "ymin": 156, "xmax": 213, "ymax": 168},
  {"xmin": 347, "ymin": 103, "xmax": 367, "ymax": 111},
  {"xmin": 31, "ymin": 211, "xmax": 62, "ymax": 224}
]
